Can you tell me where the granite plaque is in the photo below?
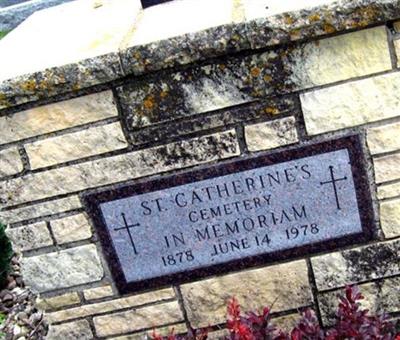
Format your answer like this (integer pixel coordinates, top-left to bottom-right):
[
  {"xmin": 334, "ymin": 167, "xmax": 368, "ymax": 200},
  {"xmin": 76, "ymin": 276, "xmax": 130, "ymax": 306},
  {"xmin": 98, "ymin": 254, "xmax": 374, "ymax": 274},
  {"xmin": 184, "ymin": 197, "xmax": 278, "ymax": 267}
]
[{"xmin": 83, "ymin": 135, "xmax": 374, "ymax": 293}]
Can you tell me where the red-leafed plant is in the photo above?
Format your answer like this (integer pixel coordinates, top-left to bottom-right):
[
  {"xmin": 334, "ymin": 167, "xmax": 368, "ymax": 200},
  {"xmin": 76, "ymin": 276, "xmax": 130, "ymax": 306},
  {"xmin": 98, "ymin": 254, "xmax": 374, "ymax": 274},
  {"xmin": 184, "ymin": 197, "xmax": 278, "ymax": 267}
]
[{"xmin": 152, "ymin": 285, "xmax": 399, "ymax": 339}]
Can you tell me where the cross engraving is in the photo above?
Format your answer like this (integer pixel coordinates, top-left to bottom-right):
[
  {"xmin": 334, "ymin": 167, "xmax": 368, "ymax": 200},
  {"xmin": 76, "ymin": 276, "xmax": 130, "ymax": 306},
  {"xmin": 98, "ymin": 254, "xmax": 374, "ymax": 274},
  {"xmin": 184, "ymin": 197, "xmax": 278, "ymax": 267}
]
[
  {"xmin": 320, "ymin": 166, "xmax": 348, "ymax": 210},
  {"xmin": 114, "ymin": 213, "xmax": 140, "ymax": 255}
]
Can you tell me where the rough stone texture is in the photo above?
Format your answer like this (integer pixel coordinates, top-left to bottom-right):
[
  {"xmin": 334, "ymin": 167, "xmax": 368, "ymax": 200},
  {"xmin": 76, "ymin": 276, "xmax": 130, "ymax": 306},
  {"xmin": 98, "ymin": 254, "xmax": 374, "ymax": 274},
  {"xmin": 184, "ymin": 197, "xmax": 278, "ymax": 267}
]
[
  {"xmin": 181, "ymin": 260, "xmax": 312, "ymax": 328},
  {"xmin": 109, "ymin": 323, "xmax": 188, "ymax": 340},
  {"xmin": 93, "ymin": 301, "xmax": 184, "ymax": 337},
  {"xmin": 394, "ymin": 38, "xmax": 400, "ymax": 67},
  {"xmin": 288, "ymin": 26, "xmax": 390, "ymax": 88},
  {"xmin": 83, "ymin": 285, "xmax": 114, "ymax": 301},
  {"xmin": 0, "ymin": 91, "xmax": 118, "ymax": 145},
  {"xmin": 50, "ymin": 213, "xmax": 93, "ymax": 244},
  {"xmin": 318, "ymin": 276, "xmax": 400, "ymax": 326},
  {"xmin": 36, "ymin": 292, "xmax": 80, "ymax": 311},
  {"xmin": 48, "ymin": 288, "xmax": 175, "ymax": 323},
  {"xmin": 0, "ymin": 130, "xmax": 239, "ymax": 208},
  {"xmin": 380, "ymin": 199, "xmax": 400, "ymax": 238},
  {"xmin": 21, "ymin": 244, "xmax": 104, "ymax": 293},
  {"xmin": 0, "ymin": 0, "xmax": 74, "ymax": 31},
  {"xmin": 119, "ymin": 26, "xmax": 390, "ymax": 131},
  {"xmin": 0, "ymin": 195, "xmax": 82, "ymax": 224},
  {"xmin": 0, "ymin": 147, "xmax": 23, "ymax": 178},
  {"xmin": 374, "ymin": 153, "xmax": 400, "ymax": 184},
  {"xmin": 378, "ymin": 182, "xmax": 400, "ymax": 200},
  {"xmin": 368, "ymin": 122, "xmax": 400, "ymax": 155},
  {"xmin": 311, "ymin": 239, "xmax": 400, "ymax": 291},
  {"xmin": 117, "ymin": 50, "xmax": 289, "ymax": 129},
  {"xmin": 46, "ymin": 319, "xmax": 93, "ymax": 340},
  {"xmin": 25, "ymin": 122, "xmax": 128, "ymax": 169},
  {"xmin": 301, "ymin": 72, "xmax": 400, "ymax": 135},
  {"xmin": 245, "ymin": 116, "xmax": 298, "ymax": 152},
  {"xmin": 130, "ymin": 96, "xmax": 296, "ymax": 145},
  {"xmin": 6, "ymin": 221, "xmax": 53, "ymax": 251}
]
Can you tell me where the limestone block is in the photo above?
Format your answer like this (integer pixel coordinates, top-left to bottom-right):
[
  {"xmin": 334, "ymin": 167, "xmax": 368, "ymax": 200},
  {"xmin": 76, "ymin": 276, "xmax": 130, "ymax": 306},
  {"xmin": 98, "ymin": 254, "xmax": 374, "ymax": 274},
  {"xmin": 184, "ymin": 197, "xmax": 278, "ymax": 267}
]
[
  {"xmin": 318, "ymin": 277, "xmax": 400, "ymax": 326},
  {"xmin": 245, "ymin": 116, "xmax": 298, "ymax": 152},
  {"xmin": 46, "ymin": 320, "xmax": 93, "ymax": 340},
  {"xmin": 6, "ymin": 221, "xmax": 53, "ymax": 251},
  {"xmin": 377, "ymin": 182, "xmax": 400, "ymax": 200},
  {"xmin": 36, "ymin": 292, "xmax": 80, "ymax": 311},
  {"xmin": 93, "ymin": 301, "xmax": 184, "ymax": 337},
  {"xmin": 83, "ymin": 285, "xmax": 114, "ymax": 301},
  {"xmin": 0, "ymin": 91, "xmax": 118, "ymax": 145},
  {"xmin": 368, "ymin": 122, "xmax": 400, "ymax": 155},
  {"xmin": 0, "ymin": 147, "xmax": 23, "ymax": 177},
  {"xmin": 311, "ymin": 239, "xmax": 400, "ymax": 291},
  {"xmin": 21, "ymin": 244, "xmax": 104, "ymax": 293},
  {"xmin": 26, "ymin": 122, "xmax": 128, "ymax": 169},
  {"xmin": 380, "ymin": 199, "xmax": 400, "ymax": 238},
  {"xmin": 0, "ymin": 196, "xmax": 82, "ymax": 224},
  {"xmin": 180, "ymin": 260, "xmax": 312, "ymax": 328},
  {"xmin": 50, "ymin": 213, "xmax": 92, "ymax": 244},
  {"xmin": 0, "ymin": 130, "xmax": 239, "ymax": 208},
  {"xmin": 109, "ymin": 323, "xmax": 188, "ymax": 340},
  {"xmin": 374, "ymin": 153, "xmax": 400, "ymax": 184},
  {"xmin": 48, "ymin": 288, "xmax": 175, "ymax": 323},
  {"xmin": 301, "ymin": 72, "xmax": 400, "ymax": 135}
]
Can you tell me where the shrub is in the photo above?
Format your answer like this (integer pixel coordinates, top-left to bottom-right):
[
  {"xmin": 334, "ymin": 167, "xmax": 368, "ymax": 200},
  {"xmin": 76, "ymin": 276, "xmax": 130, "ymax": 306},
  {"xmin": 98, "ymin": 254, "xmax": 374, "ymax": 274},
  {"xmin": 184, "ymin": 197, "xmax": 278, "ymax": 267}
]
[
  {"xmin": 152, "ymin": 285, "xmax": 399, "ymax": 339},
  {"xmin": 0, "ymin": 222, "xmax": 13, "ymax": 289}
]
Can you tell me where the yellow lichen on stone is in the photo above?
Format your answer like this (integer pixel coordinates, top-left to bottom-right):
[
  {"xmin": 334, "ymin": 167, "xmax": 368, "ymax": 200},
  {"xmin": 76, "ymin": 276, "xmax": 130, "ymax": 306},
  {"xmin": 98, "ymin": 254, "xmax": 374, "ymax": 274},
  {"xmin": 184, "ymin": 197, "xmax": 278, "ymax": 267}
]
[
  {"xmin": 250, "ymin": 67, "xmax": 261, "ymax": 77},
  {"xmin": 283, "ymin": 14, "xmax": 295, "ymax": 25},
  {"xmin": 309, "ymin": 13, "xmax": 321, "ymax": 23},
  {"xmin": 21, "ymin": 79, "xmax": 37, "ymax": 92},
  {"xmin": 265, "ymin": 106, "xmax": 280, "ymax": 115},
  {"xmin": 323, "ymin": 23, "xmax": 336, "ymax": 34},
  {"xmin": 263, "ymin": 74, "xmax": 272, "ymax": 82},
  {"xmin": 143, "ymin": 95, "xmax": 155, "ymax": 110}
]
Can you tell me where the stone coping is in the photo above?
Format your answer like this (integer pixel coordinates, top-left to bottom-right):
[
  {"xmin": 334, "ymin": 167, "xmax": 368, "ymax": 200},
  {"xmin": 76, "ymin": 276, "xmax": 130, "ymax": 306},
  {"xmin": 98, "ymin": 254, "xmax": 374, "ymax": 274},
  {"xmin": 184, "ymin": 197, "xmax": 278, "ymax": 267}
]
[{"xmin": 0, "ymin": 0, "xmax": 400, "ymax": 110}]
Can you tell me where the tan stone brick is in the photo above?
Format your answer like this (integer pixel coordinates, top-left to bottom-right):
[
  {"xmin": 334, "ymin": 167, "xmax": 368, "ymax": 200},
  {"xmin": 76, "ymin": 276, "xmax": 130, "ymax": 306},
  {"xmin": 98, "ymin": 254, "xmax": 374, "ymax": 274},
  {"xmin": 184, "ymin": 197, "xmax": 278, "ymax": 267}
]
[
  {"xmin": 318, "ymin": 276, "xmax": 400, "ymax": 326},
  {"xmin": 83, "ymin": 285, "xmax": 114, "ymax": 301},
  {"xmin": 368, "ymin": 122, "xmax": 400, "ymax": 155},
  {"xmin": 380, "ymin": 199, "xmax": 400, "ymax": 238},
  {"xmin": 6, "ymin": 222, "xmax": 52, "ymax": 251},
  {"xmin": 0, "ymin": 130, "xmax": 239, "ymax": 208},
  {"xmin": 0, "ymin": 91, "xmax": 118, "ymax": 145},
  {"xmin": 290, "ymin": 26, "xmax": 391, "ymax": 88},
  {"xmin": 26, "ymin": 122, "xmax": 128, "ymax": 169},
  {"xmin": 50, "ymin": 213, "xmax": 92, "ymax": 244},
  {"xmin": 377, "ymin": 182, "xmax": 400, "ymax": 200},
  {"xmin": 311, "ymin": 239, "xmax": 400, "ymax": 291},
  {"xmin": 109, "ymin": 323, "xmax": 188, "ymax": 340},
  {"xmin": 374, "ymin": 153, "xmax": 400, "ymax": 183},
  {"xmin": 245, "ymin": 116, "xmax": 298, "ymax": 152},
  {"xmin": 46, "ymin": 320, "xmax": 93, "ymax": 340},
  {"xmin": 0, "ymin": 147, "xmax": 23, "ymax": 177},
  {"xmin": 36, "ymin": 292, "xmax": 80, "ymax": 311},
  {"xmin": 0, "ymin": 196, "xmax": 82, "ymax": 225},
  {"xmin": 21, "ymin": 244, "xmax": 104, "ymax": 293},
  {"xmin": 48, "ymin": 288, "xmax": 175, "ymax": 323},
  {"xmin": 301, "ymin": 72, "xmax": 400, "ymax": 135},
  {"xmin": 93, "ymin": 301, "xmax": 184, "ymax": 337},
  {"xmin": 181, "ymin": 260, "xmax": 312, "ymax": 328}
]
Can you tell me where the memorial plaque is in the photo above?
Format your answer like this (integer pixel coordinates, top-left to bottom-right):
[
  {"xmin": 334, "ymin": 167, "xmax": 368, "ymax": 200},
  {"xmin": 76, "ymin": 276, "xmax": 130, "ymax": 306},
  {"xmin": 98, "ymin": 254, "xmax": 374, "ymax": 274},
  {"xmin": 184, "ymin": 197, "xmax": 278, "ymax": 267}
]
[{"xmin": 83, "ymin": 135, "xmax": 374, "ymax": 293}]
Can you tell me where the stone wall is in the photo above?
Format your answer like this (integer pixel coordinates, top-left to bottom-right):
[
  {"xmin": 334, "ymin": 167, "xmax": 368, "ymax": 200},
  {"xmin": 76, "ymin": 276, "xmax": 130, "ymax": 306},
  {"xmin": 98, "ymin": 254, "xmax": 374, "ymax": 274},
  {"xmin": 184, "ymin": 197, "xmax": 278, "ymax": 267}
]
[{"xmin": 1, "ymin": 1, "xmax": 400, "ymax": 339}]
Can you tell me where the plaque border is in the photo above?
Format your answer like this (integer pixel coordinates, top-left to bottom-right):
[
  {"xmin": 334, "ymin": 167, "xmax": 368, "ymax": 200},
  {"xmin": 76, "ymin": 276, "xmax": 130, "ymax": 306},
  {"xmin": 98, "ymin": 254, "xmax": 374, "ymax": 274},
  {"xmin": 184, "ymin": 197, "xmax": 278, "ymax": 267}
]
[{"xmin": 82, "ymin": 134, "xmax": 375, "ymax": 294}]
